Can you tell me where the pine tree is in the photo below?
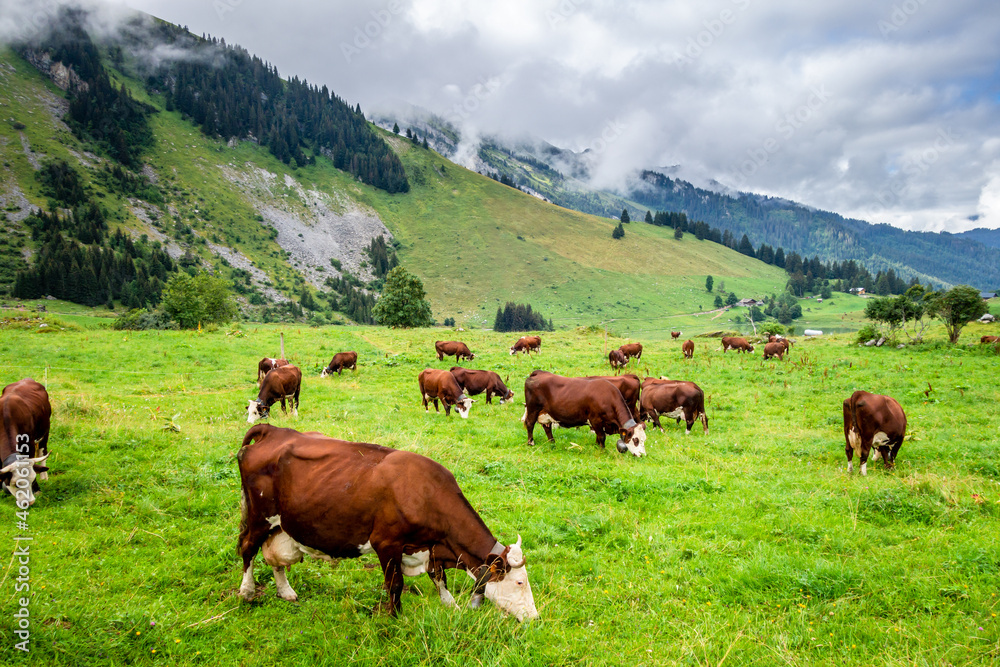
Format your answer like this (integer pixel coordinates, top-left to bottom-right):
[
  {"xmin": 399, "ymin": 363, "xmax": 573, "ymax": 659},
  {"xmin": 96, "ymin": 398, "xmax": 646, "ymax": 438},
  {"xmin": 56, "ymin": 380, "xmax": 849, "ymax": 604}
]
[
  {"xmin": 612, "ymin": 223, "xmax": 625, "ymax": 239},
  {"xmin": 620, "ymin": 208, "xmax": 630, "ymax": 224},
  {"xmin": 392, "ymin": 122, "xmax": 400, "ymax": 134},
  {"xmin": 644, "ymin": 210, "xmax": 653, "ymax": 224}
]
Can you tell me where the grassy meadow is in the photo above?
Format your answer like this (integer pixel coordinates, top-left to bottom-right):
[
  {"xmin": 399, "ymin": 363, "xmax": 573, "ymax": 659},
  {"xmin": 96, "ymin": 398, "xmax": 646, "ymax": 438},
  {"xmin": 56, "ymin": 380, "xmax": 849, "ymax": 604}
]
[{"xmin": 2, "ymin": 310, "xmax": 1000, "ymax": 666}]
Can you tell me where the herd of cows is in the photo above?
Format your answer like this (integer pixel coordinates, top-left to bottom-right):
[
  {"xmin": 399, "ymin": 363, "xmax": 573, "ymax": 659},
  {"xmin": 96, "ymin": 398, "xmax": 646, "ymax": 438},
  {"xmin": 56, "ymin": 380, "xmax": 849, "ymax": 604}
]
[{"xmin": 0, "ymin": 332, "xmax": 911, "ymax": 623}]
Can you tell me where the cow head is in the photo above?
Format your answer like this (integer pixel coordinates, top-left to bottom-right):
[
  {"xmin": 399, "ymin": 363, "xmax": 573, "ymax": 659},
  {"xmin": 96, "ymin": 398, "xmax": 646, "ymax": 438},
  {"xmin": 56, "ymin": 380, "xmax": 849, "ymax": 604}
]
[
  {"xmin": 247, "ymin": 399, "xmax": 269, "ymax": 424},
  {"xmin": 499, "ymin": 387, "xmax": 515, "ymax": 405},
  {"xmin": 320, "ymin": 367, "xmax": 330, "ymax": 378},
  {"xmin": 1, "ymin": 453, "xmax": 49, "ymax": 507},
  {"xmin": 455, "ymin": 395, "xmax": 475, "ymax": 419},
  {"xmin": 509, "ymin": 346, "xmax": 517, "ymax": 355},
  {"xmin": 616, "ymin": 420, "xmax": 647, "ymax": 457},
  {"xmin": 470, "ymin": 536, "xmax": 539, "ymax": 622},
  {"xmin": 748, "ymin": 344, "xmax": 755, "ymax": 353}
]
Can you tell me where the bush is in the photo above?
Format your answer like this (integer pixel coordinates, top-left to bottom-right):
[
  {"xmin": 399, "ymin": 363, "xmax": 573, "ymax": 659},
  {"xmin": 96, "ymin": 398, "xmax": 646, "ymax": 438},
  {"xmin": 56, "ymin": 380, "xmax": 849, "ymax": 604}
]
[
  {"xmin": 112, "ymin": 308, "xmax": 178, "ymax": 330},
  {"xmin": 855, "ymin": 323, "xmax": 879, "ymax": 344}
]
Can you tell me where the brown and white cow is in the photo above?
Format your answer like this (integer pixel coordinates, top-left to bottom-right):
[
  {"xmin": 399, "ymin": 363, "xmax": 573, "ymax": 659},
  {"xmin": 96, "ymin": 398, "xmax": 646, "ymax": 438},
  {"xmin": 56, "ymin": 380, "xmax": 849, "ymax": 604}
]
[
  {"xmin": 510, "ymin": 335, "xmax": 542, "ymax": 356},
  {"xmin": 321, "ymin": 351, "xmax": 358, "ymax": 377},
  {"xmin": 419, "ymin": 369, "xmax": 475, "ymax": 418},
  {"xmin": 608, "ymin": 349, "xmax": 628, "ymax": 373},
  {"xmin": 639, "ymin": 378, "xmax": 708, "ymax": 435},
  {"xmin": 981, "ymin": 335, "xmax": 999, "ymax": 344},
  {"xmin": 583, "ymin": 374, "xmax": 640, "ymax": 419},
  {"xmin": 682, "ymin": 340, "xmax": 694, "ymax": 359},
  {"xmin": 257, "ymin": 357, "xmax": 290, "ymax": 387},
  {"xmin": 763, "ymin": 341, "xmax": 787, "ymax": 361},
  {"xmin": 1, "ymin": 379, "xmax": 51, "ymax": 506},
  {"xmin": 619, "ymin": 342, "xmax": 643, "ymax": 360},
  {"xmin": 237, "ymin": 424, "xmax": 538, "ymax": 621},
  {"xmin": 671, "ymin": 331, "xmax": 681, "ymax": 340},
  {"xmin": 522, "ymin": 370, "xmax": 646, "ymax": 456},
  {"xmin": 436, "ymin": 340, "xmax": 475, "ymax": 362},
  {"xmin": 721, "ymin": 336, "xmax": 754, "ymax": 353},
  {"xmin": 449, "ymin": 367, "xmax": 514, "ymax": 405},
  {"xmin": 247, "ymin": 365, "xmax": 302, "ymax": 424},
  {"xmin": 843, "ymin": 390, "xmax": 906, "ymax": 476}
]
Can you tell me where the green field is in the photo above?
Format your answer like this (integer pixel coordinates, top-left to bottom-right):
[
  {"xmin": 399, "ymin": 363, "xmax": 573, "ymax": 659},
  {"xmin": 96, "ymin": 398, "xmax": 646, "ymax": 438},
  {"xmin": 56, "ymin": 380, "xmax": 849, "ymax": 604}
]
[{"xmin": 2, "ymin": 311, "xmax": 999, "ymax": 666}]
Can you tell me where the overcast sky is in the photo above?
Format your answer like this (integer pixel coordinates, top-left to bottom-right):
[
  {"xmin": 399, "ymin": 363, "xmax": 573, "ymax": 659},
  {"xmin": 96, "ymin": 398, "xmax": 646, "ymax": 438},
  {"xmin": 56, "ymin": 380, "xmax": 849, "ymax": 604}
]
[{"xmin": 6, "ymin": 0, "xmax": 1000, "ymax": 232}]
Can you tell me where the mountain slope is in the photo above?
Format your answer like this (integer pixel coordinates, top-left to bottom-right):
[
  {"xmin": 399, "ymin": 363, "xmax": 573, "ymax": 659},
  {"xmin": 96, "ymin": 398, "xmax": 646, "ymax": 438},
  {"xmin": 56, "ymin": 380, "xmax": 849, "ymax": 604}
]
[
  {"xmin": 0, "ymin": 24, "xmax": 790, "ymax": 328},
  {"xmin": 374, "ymin": 109, "xmax": 1000, "ymax": 290}
]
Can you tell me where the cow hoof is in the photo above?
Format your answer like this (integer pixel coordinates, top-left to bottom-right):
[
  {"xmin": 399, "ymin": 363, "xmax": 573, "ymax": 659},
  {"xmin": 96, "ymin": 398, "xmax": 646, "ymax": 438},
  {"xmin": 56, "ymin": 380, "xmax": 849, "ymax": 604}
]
[
  {"xmin": 277, "ymin": 590, "xmax": 298, "ymax": 602},
  {"xmin": 526, "ymin": 440, "xmax": 535, "ymax": 446},
  {"xmin": 239, "ymin": 585, "xmax": 256, "ymax": 601}
]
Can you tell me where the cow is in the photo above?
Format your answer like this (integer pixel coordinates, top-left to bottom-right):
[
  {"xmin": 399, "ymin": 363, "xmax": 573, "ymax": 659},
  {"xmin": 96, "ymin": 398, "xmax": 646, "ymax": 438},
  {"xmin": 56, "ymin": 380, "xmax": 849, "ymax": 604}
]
[
  {"xmin": 509, "ymin": 335, "xmax": 542, "ymax": 356},
  {"xmin": 721, "ymin": 336, "xmax": 754, "ymax": 353},
  {"xmin": 236, "ymin": 424, "xmax": 538, "ymax": 621},
  {"xmin": 619, "ymin": 342, "xmax": 643, "ymax": 360},
  {"xmin": 449, "ymin": 367, "xmax": 514, "ymax": 405},
  {"xmin": 639, "ymin": 378, "xmax": 708, "ymax": 435},
  {"xmin": 247, "ymin": 365, "xmax": 302, "ymax": 424},
  {"xmin": 583, "ymin": 374, "xmax": 640, "ymax": 419},
  {"xmin": 981, "ymin": 335, "xmax": 999, "ymax": 344},
  {"xmin": 671, "ymin": 331, "xmax": 681, "ymax": 340},
  {"xmin": 419, "ymin": 369, "xmax": 475, "ymax": 418},
  {"xmin": 257, "ymin": 357, "xmax": 290, "ymax": 387},
  {"xmin": 435, "ymin": 340, "xmax": 475, "ymax": 362},
  {"xmin": 1, "ymin": 379, "xmax": 51, "ymax": 506},
  {"xmin": 321, "ymin": 351, "xmax": 358, "ymax": 377},
  {"xmin": 608, "ymin": 349, "xmax": 628, "ymax": 373},
  {"xmin": 521, "ymin": 370, "xmax": 646, "ymax": 456},
  {"xmin": 843, "ymin": 390, "xmax": 906, "ymax": 476},
  {"xmin": 763, "ymin": 341, "xmax": 787, "ymax": 361},
  {"xmin": 682, "ymin": 340, "xmax": 694, "ymax": 359}
]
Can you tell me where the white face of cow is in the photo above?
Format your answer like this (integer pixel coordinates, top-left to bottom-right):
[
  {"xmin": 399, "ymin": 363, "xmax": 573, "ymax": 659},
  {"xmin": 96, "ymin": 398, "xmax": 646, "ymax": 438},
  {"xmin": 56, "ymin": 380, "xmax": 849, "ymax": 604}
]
[
  {"xmin": 482, "ymin": 536, "xmax": 539, "ymax": 622},
  {"xmin": 616, "ymin": 422, "xmax": 647, "ymax": 457},
  {"xmin": 320, "ymin": 367, "xmax": 329, "ymax": 378},
  {"xmin": 247, "ymin": 399, "xmax": 266, "ymax": 424},
  {"xmin": 1, "ymin": 454, "xmax": 48, "ymax": 506},
  {"xmin": 509, "ymin": 347, "xmax": 516, "ymax": 355},
  {"xmin": 456, "ymin": 397, "xmax": 475, "ymax": 419}
]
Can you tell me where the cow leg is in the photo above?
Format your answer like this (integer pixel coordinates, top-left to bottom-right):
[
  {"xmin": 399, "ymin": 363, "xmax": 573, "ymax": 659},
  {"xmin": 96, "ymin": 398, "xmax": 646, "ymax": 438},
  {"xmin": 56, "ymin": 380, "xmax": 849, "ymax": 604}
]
[
  {"xmin": 685, "ymin": 416, "xmax": 694, "ymax": 435},
  {"xmin": 845, "ymin": 443, "xmax": 854, "ymax": 473},
  {"xmin": 859, "ymin": 448, "xmax": 871, "ymax": 476},
  {"xmin": 430, "ymin": 569, "xmax": 456, "ymax": 607},
  {"xmin": 524, "ymin": 411, "xmax": 539, "ymax": 446},
  {"xmin": 378, "ymin": 554, "xmax": 405, "ymax": 616},
  {"xmin": 237, "ymin": 525, "xmax": 272, "ymax": 601},
  {"xmin": 485, "ymin": 392, "xmax": 493, "ymax": 405},
  {"xmin": 889, "ymin": 440, "xmax": 903, "ymax": 467},
  {"xmin": 542, "ymin": 423, "xmax": 555, "ymax": 442},
  {"xmin": 700, "ymin": 412, "xmax": 709, "ymax": 435},
  {"xmin": 292, "ymin": 389, "xmax": 300, "ymax": 417},
  {"xmin": 878, "ymin": 446, "xmax": 893, "ymax": 469},
  {"xmin": 444, "ymin": 402, "xmax": 452, "ymax": 416},
  {"xmin": 279, "ymin": 396, "xmax": 287, "ymax": 416},
  {"xmin": 433, "ymin": 398, "xmax": 440, "ymax": 412},
  {"xmin": 273, "ymin": 566, "xmax": 298, "ymax": 601},
  {"xmin": 595, "ymin": 431, "xmax": 607, "ymax": 448}
]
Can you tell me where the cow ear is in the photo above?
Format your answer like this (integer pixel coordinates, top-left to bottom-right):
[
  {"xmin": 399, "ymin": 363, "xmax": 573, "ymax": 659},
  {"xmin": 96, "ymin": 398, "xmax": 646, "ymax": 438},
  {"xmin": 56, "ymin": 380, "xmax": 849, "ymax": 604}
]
[{"xmin": 33, "ymin": 465, "xmax": 48, "ymax": 473}]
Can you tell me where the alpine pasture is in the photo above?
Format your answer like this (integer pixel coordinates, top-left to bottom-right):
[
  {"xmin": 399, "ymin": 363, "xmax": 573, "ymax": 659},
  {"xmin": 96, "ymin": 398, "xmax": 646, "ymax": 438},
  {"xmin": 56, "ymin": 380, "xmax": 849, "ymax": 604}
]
[{"xmin": 2, "ymin": 312, "xmax": 1000, "ymax": 666}]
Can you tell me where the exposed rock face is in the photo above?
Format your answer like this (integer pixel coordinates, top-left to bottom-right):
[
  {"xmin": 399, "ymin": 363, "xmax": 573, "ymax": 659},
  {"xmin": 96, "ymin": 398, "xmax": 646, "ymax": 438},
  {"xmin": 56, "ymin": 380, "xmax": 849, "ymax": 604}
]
[
  {"xmin": 21, "ymin": 50, "xmax": 89, "ymax": 92},
  {"xmin": 219, "ymin": 163, "xmax": 393, "ymax": 289}
]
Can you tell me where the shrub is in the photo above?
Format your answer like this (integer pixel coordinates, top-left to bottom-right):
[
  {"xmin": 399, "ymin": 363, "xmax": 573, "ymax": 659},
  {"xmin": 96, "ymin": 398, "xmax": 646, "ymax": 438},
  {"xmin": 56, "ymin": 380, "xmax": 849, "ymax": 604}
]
[
  {"xmin": 112, "ymin": 308, "xmax": 178, "ymax": 330},
  {"xmin": 855, "ymin": 323, "xmax": 879, "ymax": 344}
]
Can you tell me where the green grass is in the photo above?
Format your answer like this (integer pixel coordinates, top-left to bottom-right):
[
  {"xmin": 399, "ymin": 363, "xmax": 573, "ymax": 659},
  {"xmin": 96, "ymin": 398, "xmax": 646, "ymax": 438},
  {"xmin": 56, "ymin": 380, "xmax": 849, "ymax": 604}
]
[{"xmin": 2, "ymin": 313, "xmax": 999, "ymax": 665}]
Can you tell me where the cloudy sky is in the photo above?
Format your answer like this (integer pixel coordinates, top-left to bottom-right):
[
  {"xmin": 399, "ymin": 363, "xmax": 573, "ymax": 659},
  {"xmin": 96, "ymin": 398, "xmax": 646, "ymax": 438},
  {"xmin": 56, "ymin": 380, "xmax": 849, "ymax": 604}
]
[{"xmin": 6, "ymin": 0, "xmax": 1000, "ymax": 232}]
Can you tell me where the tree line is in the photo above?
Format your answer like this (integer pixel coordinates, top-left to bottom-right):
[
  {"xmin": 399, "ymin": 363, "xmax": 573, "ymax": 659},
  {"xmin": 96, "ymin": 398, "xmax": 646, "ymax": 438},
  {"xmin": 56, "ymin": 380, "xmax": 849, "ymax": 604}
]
[{"xmin": 493, "ymin": 302, "xmax": 554, "ymax": 332}]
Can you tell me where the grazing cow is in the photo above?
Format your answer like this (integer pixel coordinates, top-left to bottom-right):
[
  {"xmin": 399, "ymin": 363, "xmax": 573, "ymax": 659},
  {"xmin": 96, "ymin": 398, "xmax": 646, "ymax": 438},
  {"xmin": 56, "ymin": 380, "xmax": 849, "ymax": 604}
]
[
  {"xmin": 763, "ymin": 341, "xmax": 787, "ymax": 361},
  {"xmin": 521, "ymin": 370, "xmax": 646, "ymax": 456},
  {"xmin": 1, "ymin": 379, "xmax": 51, "ymax": 506},
  {"xmin": 321, "ymin": 351, "xmax": 358, "ymax": 377},
  {"xmin": 509, "ymin": 335, "xmax": 542, "ymax": 356},
  {"xmin": 682, "ymin": 340, "xmax": 694, "ymax": 359},
  {"xmin": 419, "ymin": 369, "xmax": 475, "ymax": 418},
  {"xmin": 583, "ymin": 374, "xmax": 641, "ymax": 419},
  {"xmin": 449, "ymin": 367, "xmax": 514, "ymax": 405},
  {"xmin": 721, "ymin": 336, "xmax": 754, "ymax": 353},
  {"xmin": 981, "ymin": 335, "xmax": 999, "ymax": 344},
  {"xmin": 608, "ymin": 349, "xmax": 628, "ymax": 373},
  {"xmin": 257, "ymin": 357, "xmax": 289, "ymax": 387},
  {"xmin": 619, "ymin": 342, "xmax": 643, "ymax": 361},
  {"xmin": 435, "ymin": 340, "xmax": 475, "ymax": 362},
  {"xmin": 247, "ymin": 366, "xmax": 302, "ymax": 424},
  {"xmin": 843, "ymin": 390, "xmax": 906, "ymax": 475},
  {"xmin": 671, "ymin": 331, "xmax": 681, "ymax": 340},
  {"xmin": 639, "ymin": 378, "xmax": 708, "ymax": 435},
  {"xmin": 237, "ymin": 424, "xmax": 538, "ymax": 620}
]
